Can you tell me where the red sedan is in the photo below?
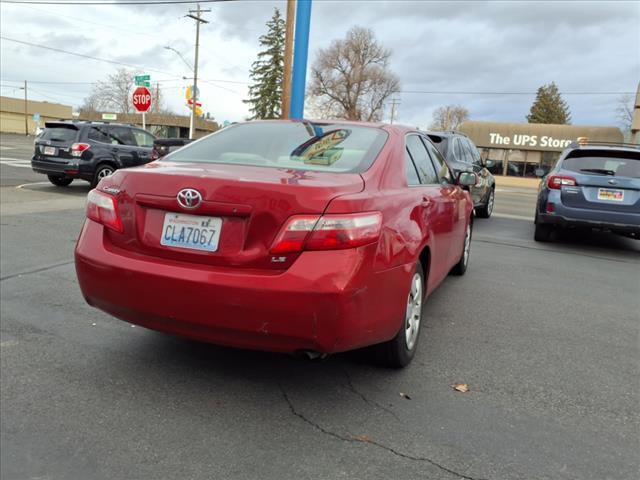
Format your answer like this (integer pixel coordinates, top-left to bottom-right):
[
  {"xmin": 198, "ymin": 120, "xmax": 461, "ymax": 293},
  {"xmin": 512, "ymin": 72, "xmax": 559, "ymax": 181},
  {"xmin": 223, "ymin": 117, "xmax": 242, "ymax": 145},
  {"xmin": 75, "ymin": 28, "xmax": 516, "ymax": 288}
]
[{"xmin": 75, "ymin": 120, "xmax": 476, "ymax": 367}]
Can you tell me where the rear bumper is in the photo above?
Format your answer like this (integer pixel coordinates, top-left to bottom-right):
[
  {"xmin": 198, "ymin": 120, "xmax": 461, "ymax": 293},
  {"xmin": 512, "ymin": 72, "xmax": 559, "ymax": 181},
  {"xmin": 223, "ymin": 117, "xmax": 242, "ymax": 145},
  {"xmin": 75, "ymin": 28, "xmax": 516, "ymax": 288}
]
[
  {"xmin": 537, "ymin": 209, "xmax": 640, "ymax": 234},
  {"xmin": 31, "ymin": 157, "xmax": 93, "ymax": 180},
  {"xmin": 75, "ymin": 220, "xmax": 410, "ymax": 354}
]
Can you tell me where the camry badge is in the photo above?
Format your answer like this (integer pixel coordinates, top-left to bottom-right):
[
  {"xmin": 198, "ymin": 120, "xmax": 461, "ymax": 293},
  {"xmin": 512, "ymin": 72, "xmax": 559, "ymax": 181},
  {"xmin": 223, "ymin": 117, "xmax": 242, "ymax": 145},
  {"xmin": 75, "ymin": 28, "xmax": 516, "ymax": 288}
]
[
  {"xmin": 177, "ymin": 188, "xmax": 202, "ymax": 209},
  {"xmin": 608, "ymin": 179, "xmax": 618, "ymax": 185}
]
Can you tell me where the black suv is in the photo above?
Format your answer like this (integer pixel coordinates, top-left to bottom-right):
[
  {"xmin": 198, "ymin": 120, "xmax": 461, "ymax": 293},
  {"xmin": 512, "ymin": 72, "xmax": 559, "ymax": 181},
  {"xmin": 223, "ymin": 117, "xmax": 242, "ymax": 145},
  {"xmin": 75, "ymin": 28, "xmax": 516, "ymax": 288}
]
[
  {"xmin": 32, "ymin": 121, "xmax": 156, "ymax": 187},
  {"xmin": 425, "ymin": 131, "xmax": 496, "ymax": 218}
]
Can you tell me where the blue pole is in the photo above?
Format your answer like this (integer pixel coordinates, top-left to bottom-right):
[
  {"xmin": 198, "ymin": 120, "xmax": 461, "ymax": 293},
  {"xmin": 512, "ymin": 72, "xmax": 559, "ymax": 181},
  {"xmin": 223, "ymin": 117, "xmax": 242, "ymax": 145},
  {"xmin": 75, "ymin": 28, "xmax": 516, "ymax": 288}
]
[{"xmin": 289, "ymin": 0, "xmax": 312, "ymax": 119}]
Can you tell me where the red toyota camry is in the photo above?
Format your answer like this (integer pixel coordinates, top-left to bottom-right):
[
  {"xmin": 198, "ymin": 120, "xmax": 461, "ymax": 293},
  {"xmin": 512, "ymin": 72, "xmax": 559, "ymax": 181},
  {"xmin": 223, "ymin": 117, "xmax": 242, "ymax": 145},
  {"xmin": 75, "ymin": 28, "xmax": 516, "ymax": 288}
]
[{"xmin": 75, "ymin": 120, "xmax": 475, "ymax": 367}]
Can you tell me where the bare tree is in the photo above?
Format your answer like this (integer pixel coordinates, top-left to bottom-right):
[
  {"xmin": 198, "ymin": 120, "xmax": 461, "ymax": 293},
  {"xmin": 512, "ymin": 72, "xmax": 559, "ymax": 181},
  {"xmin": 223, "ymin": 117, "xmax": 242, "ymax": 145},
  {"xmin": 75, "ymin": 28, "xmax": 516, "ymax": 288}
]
[
  {"xmin": 80, "ymin": 68, "xmax": 168, "ymax": 114},
  {"xmin": 308, "ymin": 26, "xmax": 400, "ymax": 122},
  {"xmin": 615, "ymin": 94, "xmax": 634, "ymax": 132},
  {"xmin": 429, "ymin": 105, "xmax": 470, "ymax": 131}
]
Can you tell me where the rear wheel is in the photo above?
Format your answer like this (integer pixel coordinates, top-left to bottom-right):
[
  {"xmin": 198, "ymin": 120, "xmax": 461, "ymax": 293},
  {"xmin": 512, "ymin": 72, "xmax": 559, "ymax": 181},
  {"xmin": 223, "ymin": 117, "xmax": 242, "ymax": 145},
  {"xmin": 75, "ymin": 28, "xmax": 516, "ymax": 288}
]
[
  {"xmin": 450, "ymin": 221, "xmax": 472, "ymax": 276},
  {"xmin": 534, "ymin": 215, "xmax": 553, "ymax": 242},
  {"xmin": 47, "ymin": 175, "xmax": 73, "ymax": 187},
  {"xmin": 374, "ymin": 262, "xmax": 425, "ymax": 368},
  {"xmin": 92, "ymin": 164, "xmax": 115, "ymax": 187},
  {"xmin": 476, "ymin": 187, "xmax": 494, "ymax": 218}
]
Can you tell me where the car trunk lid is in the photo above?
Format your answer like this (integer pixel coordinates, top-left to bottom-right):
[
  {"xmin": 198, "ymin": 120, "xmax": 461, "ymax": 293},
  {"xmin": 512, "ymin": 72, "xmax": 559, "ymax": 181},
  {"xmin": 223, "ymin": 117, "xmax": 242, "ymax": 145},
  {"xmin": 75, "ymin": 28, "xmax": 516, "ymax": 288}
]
[
  {"xmin": 104, "ymin": 161, "xmax": 365, "ymax": 270},
  {"xmin": 558, "ymin": 150, "xmax": 640, "ymax": 213},
  {"xmin": 34, "ymin": 122, "xmax": 80, "ymax": 162}
]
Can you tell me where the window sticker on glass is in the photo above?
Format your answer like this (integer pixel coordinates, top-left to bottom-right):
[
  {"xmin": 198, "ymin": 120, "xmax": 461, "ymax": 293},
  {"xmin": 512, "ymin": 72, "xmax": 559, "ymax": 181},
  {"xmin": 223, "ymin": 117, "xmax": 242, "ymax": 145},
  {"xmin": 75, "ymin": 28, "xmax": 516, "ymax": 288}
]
[{"xmin": 291, "ymin": 129, "xmax": 351, "ymax": 166}]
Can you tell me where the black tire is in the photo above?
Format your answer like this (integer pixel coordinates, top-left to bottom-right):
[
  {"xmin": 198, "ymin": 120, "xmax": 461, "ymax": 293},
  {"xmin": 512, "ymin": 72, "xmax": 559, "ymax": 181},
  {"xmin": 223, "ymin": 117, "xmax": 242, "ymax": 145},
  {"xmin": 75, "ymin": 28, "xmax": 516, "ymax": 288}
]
[
  {"xmin": 374, "ymin": 262, "xmax": 425, "ymax": 368},
  {"xmin": 92, "ymin": 164, "xmax": 115, "ymax": 188},
  {"xmin": 47, "ymin": 175, "xmax": 73, "ymax": 187},
  {"xmin": 450, "ymin": 220, "xmax": 472, "ymax": 276},
  {"xmin": 476, "ymin": 187, "xmax": 494, "ymax": 219},
  {"xmin": 534, "ymin": 222, "xmax": 553, "ymax": 242}
]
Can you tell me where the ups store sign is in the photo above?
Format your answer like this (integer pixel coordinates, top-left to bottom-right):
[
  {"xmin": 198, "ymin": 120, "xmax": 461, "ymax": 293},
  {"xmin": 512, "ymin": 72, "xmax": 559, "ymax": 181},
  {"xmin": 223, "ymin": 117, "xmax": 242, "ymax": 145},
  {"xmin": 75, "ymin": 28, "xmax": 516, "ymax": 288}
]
[{"xmin": 459, "ymin": 121, "xmax": 624, "ymax": 153}]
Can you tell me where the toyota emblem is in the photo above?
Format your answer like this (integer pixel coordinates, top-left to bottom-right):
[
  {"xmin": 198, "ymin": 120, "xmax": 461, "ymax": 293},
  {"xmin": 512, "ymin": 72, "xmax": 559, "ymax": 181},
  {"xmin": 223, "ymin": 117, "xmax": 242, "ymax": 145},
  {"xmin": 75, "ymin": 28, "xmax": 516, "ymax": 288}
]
[{"xmin": 176, "ymin": 188, "xmax": 202, "ymax": 209}]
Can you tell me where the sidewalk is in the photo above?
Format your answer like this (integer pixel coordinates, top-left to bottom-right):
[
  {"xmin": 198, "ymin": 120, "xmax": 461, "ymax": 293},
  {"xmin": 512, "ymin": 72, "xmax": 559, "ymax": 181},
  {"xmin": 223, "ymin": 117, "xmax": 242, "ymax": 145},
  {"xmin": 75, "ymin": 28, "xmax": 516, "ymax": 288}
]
[{"xmin": 494, "ymin": 175, "xmax": 540, "ymax": 189}]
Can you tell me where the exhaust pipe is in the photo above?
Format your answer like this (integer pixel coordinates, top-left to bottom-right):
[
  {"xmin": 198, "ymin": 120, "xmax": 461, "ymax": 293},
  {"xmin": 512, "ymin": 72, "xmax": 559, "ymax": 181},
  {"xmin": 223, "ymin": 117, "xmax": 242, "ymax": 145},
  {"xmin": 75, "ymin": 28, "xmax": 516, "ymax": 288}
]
[{"xmin": 294, "ymin": 350, "xmax": 329, "ymax": 361}]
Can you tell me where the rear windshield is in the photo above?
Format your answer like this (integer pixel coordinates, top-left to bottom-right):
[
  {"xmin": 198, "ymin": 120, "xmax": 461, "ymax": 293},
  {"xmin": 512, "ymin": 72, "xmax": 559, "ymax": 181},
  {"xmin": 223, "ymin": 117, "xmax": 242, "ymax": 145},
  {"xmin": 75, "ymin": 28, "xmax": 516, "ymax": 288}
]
[
  {"xmin": 165, "ymin": 121, "xmax": 388, "ymax": 173},
  {"xmin": 562, "ymin": 150, "xmax": 640, "ymax": 178},
  {"xmin": 40, "ymin": 126, "xmax": 78, "ymax": 143}
]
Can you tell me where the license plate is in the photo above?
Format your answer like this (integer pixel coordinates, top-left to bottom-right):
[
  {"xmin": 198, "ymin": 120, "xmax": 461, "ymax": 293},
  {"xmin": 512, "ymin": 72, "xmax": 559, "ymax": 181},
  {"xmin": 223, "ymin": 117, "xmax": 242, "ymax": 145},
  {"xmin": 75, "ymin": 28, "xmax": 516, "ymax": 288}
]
[
  {"xmin": 160, "ymin": 213, "xmax": 222, "ymax": 252},
  {"xmin": 597, "ymin": 188, "xmax": 624, "ymax": 202},
  {"xmin": 43, "ymin": 146, "xmax": 56, "ymax": 156}
]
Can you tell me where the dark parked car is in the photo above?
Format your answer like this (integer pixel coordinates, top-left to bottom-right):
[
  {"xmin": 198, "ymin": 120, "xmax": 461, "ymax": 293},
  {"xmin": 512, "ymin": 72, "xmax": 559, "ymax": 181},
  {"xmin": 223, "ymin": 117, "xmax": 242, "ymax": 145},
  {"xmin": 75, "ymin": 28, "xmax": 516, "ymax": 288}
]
[
  {"xmin": 32, "ymin": 121, "xmax": 156, "ymax": 187},
  {"xmin": 534, "ymin": 141, "xmax": 640, "ymax": 241},
  {"xmin": 75, "ymin": 120, "xmax": 477, "ymax": 368},
  {"xmin": 150, "ymin": 138, "xmax": 193, "ymax": 161},
  {"xmin": 426, "ymin": 131, "xmax": 496, "ymax": 218}
]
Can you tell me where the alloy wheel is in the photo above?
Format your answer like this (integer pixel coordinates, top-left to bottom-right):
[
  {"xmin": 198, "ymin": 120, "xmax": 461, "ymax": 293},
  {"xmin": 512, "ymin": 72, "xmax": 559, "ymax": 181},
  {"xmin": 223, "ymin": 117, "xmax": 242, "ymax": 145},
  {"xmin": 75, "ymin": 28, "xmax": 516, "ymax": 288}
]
[{"xmin": 404, "ymin": 273, "xmax": 423, "ymax": 350}]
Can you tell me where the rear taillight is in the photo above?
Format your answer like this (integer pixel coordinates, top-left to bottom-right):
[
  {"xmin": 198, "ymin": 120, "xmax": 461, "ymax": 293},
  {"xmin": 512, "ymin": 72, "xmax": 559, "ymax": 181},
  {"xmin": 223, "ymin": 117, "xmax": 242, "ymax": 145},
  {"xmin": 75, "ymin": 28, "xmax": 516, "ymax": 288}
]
[
  {"xmin": 71, "ymin": 143, "xmax": 91, "ymax": 157},
  {"xmin": 86, "ymin": 189, "xmax": 123, "ymax": 233},
  {"xmin": 270, "ymin": 212, "xmax": 382, "ymax": 254},
  {"xmin": 547, "ymin": 175, "xmax": 577, "ymax": 189}
]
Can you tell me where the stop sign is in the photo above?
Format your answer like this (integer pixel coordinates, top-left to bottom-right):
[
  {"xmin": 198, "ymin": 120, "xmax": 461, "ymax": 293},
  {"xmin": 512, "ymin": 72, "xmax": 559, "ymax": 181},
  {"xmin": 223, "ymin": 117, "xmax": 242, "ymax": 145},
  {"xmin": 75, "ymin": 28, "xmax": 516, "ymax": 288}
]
[{"xmin": 132, "ymin": 86, "xmax": 152, "ymax": 113}]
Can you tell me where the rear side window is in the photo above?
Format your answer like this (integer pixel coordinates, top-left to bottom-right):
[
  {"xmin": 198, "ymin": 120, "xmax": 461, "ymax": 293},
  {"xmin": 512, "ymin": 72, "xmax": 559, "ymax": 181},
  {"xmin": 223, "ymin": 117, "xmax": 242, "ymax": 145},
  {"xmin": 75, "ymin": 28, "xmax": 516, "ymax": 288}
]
[
  {"xmin": 108, "ymin": 127, "xmax": 136, "ymax": 146},
  {"xmin": 406, "ymin": 135, "xmax": 438, "ymax": 184},
  {"xmin": 463, "ymin": 138, "xmax": 481, "ymax": 165},
  {"xmin": 453, "ymin": 138, "xmax": 467, "ymax": 163},
  {"xmin": 422, "ymin": 137, "xmax": 454, "ymax": 184},
  {"xmin": 40, "ymin": 127, "xmax": 78, "ymax": 143},
  {"xmin": 405, "ymin": 149, "xmax": 421, "ymax": 186},
  {"xmin": 167, "ymin": 122, "xmax": 388, "ymax": 173},
  {"xmin": 562, "ymin": 150, "xmax": 640, "ymax": 178},
  {"xmin": 88, "ymin": 127, "xmax": 111, "ymax": 143}
]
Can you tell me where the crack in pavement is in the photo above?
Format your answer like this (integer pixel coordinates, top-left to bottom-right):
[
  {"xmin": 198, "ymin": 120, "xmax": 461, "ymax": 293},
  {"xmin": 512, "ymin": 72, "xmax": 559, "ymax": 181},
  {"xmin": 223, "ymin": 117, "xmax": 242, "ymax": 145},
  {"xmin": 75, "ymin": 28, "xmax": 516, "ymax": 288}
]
[
  {"xmin": 0, "ymin": 260, "xmax": 75, "ymax": 282},
  {"xmin": 342, "ymin": 369, "xmax": 402, "ymax": 422},
  {"xmin": 279, "ymin": 384, "xmax": 487, "ymax": 480}
]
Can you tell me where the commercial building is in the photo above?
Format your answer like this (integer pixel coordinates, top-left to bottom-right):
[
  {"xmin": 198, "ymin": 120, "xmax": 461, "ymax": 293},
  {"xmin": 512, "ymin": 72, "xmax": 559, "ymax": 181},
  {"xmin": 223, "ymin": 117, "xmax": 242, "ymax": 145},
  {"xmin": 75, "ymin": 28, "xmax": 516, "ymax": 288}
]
[
  {"xmin": 78, "ymin": 111, "xmax": 219, "ymax": 138},
  {"xmin": 631, "ymin": 83, "xmax": 640, "ymax": 144},
  {"xmin": 459, "ymin": 121, "xmax": 624, "ymax": 177},
  {"xmin": 0, "ymin": 95, "xmax": 218, "ymax": 138},
  {"xmin": 0, "ymin": 96, "xmax": 72, "ymax": 135}
]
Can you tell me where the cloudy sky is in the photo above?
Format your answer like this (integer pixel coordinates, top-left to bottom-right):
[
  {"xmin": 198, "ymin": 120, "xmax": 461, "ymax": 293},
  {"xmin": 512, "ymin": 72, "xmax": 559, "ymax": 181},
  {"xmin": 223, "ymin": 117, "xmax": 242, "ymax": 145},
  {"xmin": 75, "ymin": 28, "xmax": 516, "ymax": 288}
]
[{"xmin": 1, "ymin": 0, "xmax": 638, "ymax": 128}]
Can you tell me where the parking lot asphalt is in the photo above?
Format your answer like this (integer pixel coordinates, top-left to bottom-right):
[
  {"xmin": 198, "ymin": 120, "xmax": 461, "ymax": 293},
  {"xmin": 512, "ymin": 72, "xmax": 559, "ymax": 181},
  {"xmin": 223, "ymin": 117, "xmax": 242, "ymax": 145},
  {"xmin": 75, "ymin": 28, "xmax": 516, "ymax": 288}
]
[{"xmin": 1, "ymin": 134, "xmax": 639, "ymax": 480}]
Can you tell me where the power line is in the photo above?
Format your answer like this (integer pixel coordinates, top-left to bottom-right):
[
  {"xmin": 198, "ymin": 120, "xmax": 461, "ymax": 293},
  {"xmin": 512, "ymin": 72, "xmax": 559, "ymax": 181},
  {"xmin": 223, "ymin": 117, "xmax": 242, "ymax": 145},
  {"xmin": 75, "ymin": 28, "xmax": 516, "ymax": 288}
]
[
  {"xmin": 400, "ymin": 90, "xmax": 634, "ymax": 96},
  {"xmin": 0, "ymin": 0, "xmax": 235, "ymax": 5},
  {"xmin": 0, "ymin": 37, "xmax": 249, "ymax": 85}
]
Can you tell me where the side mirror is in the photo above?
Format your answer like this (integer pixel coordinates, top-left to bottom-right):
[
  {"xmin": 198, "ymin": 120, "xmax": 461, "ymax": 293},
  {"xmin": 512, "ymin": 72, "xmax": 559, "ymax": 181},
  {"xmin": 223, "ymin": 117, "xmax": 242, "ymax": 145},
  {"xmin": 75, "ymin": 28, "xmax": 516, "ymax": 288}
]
[
  {"xmin": 457, "ymin": 171, "xmax": 478, "ymax": 186},
  {"xmin": 534, "ymin": 168, "xmax": 545, "ymax": 178},
  {"xmin": 484, "ymin": 159, "xmax": 495, "ymax": 168}
]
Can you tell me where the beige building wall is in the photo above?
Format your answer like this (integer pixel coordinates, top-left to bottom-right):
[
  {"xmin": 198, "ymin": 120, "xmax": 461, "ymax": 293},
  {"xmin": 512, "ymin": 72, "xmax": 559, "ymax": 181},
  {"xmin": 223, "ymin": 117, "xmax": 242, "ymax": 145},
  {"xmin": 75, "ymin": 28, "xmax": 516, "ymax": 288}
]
[
  {"xmin": 631, "ymin": 83, "xmax": 640, "ymax": 144},
  {"xmin": 0, "ymin": 96, "xmax": 73, "ymax": 135}
]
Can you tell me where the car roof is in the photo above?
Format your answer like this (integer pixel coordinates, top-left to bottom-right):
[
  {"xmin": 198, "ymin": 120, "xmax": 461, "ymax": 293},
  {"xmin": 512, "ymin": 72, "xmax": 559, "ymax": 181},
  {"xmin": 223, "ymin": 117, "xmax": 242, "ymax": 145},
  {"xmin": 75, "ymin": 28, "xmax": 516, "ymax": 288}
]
[
  {"xmin": 565, "ymin": 142, "xmax": 640, "ymax": 154},
  {"xmin": 422, "ymin": 130, "xmax": 469, "ymax": 139},
  {"xmin": 44, "ymin": 120, "xmax": 134, "ymax": 128}
]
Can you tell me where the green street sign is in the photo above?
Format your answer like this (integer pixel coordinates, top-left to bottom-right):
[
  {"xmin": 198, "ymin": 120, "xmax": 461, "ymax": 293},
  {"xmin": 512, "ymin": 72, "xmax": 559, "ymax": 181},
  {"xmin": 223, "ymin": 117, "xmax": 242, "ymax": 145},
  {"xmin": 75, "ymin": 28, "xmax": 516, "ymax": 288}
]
[{"xmin": 135, "ymin": 75, "xmax": 151, "ymax": 86}]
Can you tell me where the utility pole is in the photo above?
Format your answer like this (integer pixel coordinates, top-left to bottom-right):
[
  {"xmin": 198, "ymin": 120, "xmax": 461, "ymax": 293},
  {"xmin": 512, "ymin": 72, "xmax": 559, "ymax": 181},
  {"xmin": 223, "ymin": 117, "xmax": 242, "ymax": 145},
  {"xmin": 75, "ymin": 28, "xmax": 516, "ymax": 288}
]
[
  {"xmin": 155, "ymin": 81, "xmax": 160, "ymax": 114},
  {"xmin": 290, "ymin": 0, "xmax": 312, "ymax": 119},
  {"xmin": 23, "ymin": 80, "xmax": 28, "ymax": 136},
  {"xmin": 389, "ymin": 97, "xmax": 400, "ymax": 124},
  {"xmin": 281, "ymin": 0, "xmax": 295, "ymax": 119},
  {"xmin": 186, "ymin": 4, "xmax": 209, "ymax": 139}
]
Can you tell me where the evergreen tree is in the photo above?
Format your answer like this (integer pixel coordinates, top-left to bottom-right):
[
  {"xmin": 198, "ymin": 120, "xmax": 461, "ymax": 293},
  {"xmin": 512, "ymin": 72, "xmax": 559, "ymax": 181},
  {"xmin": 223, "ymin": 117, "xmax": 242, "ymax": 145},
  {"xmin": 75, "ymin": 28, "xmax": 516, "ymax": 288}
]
[
  {"xmin": 526, "ymin": 82, "xmax": 572, "ymax": 124},
  {"xmin": 244, "ymin": 8, "xmax": 285, "ymax": 119}
]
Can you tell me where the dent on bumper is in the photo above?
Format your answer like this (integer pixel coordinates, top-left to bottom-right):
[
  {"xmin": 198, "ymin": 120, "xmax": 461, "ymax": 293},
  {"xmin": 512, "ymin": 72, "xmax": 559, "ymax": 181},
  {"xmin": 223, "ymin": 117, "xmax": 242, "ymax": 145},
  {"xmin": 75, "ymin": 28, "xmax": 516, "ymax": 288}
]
[{"xmin": 75, "ymin": 221, "xmax": 409, "ymax": 354}]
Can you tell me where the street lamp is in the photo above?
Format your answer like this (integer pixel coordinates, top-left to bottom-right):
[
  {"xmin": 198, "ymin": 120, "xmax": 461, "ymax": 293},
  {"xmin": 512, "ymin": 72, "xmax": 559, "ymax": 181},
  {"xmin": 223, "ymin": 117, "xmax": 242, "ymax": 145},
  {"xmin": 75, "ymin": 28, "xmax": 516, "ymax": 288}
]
[{"xmin": 165, "ymin": 46, "xmax": 197, "ymax": 138}]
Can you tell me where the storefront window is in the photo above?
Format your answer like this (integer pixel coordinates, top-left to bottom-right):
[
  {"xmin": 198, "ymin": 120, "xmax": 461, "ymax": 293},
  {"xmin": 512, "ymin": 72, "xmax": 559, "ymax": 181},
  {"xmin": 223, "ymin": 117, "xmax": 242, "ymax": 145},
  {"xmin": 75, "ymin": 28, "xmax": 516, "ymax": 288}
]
[
  {"xmin": 486, "ymin": 148, "xmax": 505, "ymax": 175},
  {"xmin": 506, "ymin": 150, "xmax": 526, "ymax": 176}
]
